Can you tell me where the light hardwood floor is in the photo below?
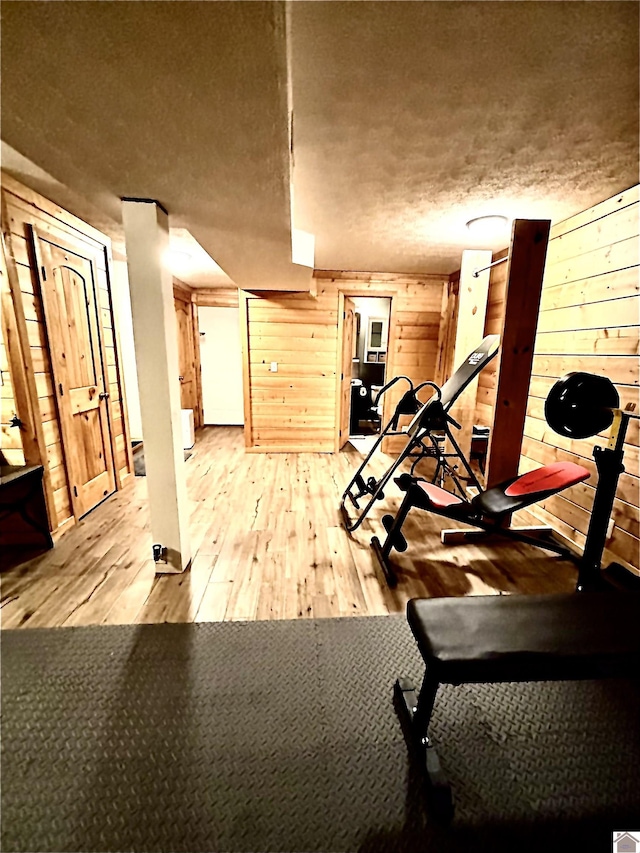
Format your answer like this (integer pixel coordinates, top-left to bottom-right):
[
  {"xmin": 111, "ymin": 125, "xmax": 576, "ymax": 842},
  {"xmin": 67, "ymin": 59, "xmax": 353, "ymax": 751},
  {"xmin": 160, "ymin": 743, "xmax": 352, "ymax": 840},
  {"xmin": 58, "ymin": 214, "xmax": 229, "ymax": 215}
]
[{"xmin": 0, "ymin": 427, "xmax": 578, "ymax": 629}]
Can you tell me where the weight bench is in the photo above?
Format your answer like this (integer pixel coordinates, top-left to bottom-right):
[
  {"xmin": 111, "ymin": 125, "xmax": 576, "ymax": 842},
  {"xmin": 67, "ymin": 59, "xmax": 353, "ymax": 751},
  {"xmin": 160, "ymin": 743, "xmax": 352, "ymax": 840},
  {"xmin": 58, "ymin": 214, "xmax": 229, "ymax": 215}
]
[{"xmin": 396, "ymin": 592, "xmax": 640, "ymax": 819}]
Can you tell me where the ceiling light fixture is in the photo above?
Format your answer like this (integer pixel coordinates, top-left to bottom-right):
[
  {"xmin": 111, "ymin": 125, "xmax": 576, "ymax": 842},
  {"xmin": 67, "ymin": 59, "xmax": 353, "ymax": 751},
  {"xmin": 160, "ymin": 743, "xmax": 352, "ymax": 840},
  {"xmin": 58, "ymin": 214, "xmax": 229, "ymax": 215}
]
[
  {"xmin": 166, "ymin": 249, "xmax": 193, "ymax": 272},
  {"xmin": 465, "ymin": 215, "xmax": 510, "ymax": 237}
]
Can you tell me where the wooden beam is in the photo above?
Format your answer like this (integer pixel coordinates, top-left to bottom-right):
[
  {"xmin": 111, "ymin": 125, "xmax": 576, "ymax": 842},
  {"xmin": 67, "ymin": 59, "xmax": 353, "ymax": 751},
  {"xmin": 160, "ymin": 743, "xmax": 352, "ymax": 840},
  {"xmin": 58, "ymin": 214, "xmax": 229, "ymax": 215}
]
[{"xmin": 485, "ymin": 219, "xmax": 551, "ymax": 489}]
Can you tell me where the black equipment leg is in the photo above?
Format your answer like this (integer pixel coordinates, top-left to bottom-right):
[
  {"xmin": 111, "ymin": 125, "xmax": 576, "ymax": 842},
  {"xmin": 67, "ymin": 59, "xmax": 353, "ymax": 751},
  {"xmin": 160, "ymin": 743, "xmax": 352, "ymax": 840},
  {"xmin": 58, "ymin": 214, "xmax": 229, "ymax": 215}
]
[
  {"xmin": 371, "ymin": 489, "xmax": 415, "ymax": 585},
  {"xmin": 394, "ymin": 669, "xmax": 453, "ymax": 820},
  {"xmin": 577, "ymin": 414, "xmax": 629, "ymax": 591}
]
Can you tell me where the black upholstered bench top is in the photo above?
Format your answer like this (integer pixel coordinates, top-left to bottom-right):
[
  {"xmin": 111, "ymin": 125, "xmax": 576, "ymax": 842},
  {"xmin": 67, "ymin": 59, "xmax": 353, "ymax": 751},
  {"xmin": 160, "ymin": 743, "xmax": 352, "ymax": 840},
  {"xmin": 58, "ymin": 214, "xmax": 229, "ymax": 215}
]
[{"xmin": 407, "ymin": 592, "xmax": 640, "ymax": 685}]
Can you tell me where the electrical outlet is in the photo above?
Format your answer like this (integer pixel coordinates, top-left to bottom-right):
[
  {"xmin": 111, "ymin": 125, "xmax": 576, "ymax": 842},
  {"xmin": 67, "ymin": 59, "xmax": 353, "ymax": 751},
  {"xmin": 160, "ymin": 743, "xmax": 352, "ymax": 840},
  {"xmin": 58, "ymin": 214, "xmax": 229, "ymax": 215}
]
[{"xmin": 270, "ymin": 361, "xmax": 278, "ymax": 373}]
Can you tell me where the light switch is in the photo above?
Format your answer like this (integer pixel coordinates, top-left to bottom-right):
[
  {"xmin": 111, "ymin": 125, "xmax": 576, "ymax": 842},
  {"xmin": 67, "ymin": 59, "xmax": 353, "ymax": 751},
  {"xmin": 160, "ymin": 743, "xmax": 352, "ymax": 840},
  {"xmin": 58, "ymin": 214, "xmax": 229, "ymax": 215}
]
[{"xmin": 270, "ymin": 361, "xmax": 278, "ymax": 372}]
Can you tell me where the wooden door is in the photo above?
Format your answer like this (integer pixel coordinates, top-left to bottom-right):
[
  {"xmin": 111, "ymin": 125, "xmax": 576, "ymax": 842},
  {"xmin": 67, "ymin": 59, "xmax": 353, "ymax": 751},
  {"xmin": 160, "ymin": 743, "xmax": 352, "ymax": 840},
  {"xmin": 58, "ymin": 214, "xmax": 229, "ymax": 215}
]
[
  {"xmin": 175, "ymin": 295, "xmax": 196, "ymax": 413},
  {"xmin": 199, "ymin": 306, "xmax": 244, "ymax": 425},
  {"xmin": 339, "ymin": 297, "xmax": 356, "ymax": 449},
  {"xmin": 33, "ymin": 231, "xmax": 116, "ymax": 518}
]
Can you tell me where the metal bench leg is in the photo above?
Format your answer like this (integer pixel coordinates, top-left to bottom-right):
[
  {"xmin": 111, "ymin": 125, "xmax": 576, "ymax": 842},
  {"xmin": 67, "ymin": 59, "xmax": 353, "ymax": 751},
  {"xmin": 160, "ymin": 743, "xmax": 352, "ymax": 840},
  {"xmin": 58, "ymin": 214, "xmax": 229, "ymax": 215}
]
[
  {"xmin": 395, "ymin": 668, "xmax": 454, "ymax": 819},
  {"xmin": 371, "ymin": 490, "xmax": 414, "ymax": 586}
]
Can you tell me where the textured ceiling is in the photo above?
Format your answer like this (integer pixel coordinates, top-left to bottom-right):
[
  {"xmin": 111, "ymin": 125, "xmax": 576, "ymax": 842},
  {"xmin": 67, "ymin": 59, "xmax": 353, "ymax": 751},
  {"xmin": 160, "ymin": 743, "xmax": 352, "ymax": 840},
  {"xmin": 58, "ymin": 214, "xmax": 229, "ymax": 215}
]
[
  {"xmin": 0, "ymin": 1, "xmax": 308, "ymax": 289},
  {"xmin": 1, "ymin": 1, "xmax": 638, "ymax": 285},
  {"xmin": 291, "ymin": 1, "xmax": 640, "ymax": 273}
]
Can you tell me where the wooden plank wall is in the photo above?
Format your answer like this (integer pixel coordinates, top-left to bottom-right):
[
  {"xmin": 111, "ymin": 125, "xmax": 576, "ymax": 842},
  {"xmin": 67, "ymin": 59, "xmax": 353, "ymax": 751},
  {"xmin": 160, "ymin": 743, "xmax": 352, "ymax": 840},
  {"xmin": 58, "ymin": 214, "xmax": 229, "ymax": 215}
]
[
  {"xmin": 476, "ymin": 187, "xmax": 640, "ymax": 575},
  {"xmin": 244, "ymin": 271, "xmax": 452, "ymax": 452},
  {"xmin": 1, "ymin": 175, "xmax": 132, "ymax": 534}
]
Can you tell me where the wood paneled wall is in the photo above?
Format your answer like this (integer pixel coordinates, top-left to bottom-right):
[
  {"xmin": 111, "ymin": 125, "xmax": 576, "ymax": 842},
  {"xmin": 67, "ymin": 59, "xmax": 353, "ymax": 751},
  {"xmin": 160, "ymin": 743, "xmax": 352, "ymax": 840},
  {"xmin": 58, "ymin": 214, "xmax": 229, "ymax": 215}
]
[
  {"xmin": 476, "ymin": 187, "xmax": 640, "ymax": 575},
  {"xmin": 1, "ymin": 174, "xmax": 132, "ymax": 535},
  {"xmin": 242, "ymin": 271, "xmax": 453, "ymax": 452}
]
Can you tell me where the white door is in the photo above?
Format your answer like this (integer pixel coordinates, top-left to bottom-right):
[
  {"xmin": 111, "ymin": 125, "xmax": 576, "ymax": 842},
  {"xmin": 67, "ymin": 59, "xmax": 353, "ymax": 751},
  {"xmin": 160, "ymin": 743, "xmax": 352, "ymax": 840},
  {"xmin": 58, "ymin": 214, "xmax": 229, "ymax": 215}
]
[{"xmin": 198, "ymin": 306, "xmax": 244, "ymax": 425}]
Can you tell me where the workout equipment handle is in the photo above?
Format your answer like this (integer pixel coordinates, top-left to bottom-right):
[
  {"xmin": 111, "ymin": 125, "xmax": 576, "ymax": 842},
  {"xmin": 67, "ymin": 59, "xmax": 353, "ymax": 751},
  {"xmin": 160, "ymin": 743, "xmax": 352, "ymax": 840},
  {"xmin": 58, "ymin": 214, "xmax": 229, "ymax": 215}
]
[{"xmin": 372, "ymin": 375, "xmax": 413, "ymax": 406}]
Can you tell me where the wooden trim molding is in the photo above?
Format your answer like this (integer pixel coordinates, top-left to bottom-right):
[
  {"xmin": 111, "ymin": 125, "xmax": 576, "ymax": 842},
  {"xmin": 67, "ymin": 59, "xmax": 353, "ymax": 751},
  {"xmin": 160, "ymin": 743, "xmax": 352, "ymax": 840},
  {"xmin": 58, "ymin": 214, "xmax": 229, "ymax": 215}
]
[
  {"xmin": 334, "ymin": 292, "xmax": 346, "ymax": 452},
  {"xmin": 104, "ymin": 245, "xmax": 134, "ymax": 482},
  {"xmin": 191, "ymin": 297, "xmax": 204, "ymax": 429},
  {"xmin": 238, "ymin": 289, "xmax": 253, "ymax": 448}
]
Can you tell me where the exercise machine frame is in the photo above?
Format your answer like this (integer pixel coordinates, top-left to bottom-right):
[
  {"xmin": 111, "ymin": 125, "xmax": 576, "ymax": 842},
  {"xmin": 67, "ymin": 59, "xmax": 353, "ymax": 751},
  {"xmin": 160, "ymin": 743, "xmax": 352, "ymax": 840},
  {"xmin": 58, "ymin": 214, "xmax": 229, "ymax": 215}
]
[
  {"xmin": 372, "ymin": 371, "xmax": 639, "ymax": 591},
  {"xmin": 340, "ymin": 335, "xmax": 500, "ymax": 532}
]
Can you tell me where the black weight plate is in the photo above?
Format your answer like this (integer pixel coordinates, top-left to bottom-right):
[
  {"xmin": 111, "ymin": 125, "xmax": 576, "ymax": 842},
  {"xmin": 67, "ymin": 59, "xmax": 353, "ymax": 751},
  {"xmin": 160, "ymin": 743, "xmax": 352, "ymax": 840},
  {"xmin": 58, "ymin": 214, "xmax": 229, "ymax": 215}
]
[{"xmin": 545, "ymin": 372, "xmax": 619, "ymax": 439}]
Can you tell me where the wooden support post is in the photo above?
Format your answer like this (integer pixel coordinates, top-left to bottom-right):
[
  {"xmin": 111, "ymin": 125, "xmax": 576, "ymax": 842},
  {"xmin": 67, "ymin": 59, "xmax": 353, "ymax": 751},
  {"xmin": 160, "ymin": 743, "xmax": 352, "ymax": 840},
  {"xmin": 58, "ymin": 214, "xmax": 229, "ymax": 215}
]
[
  {"xmin": 122, "ymin": 199, "xmax": 191, "ymax": 573},
  {"xmin": 447, "ymin": 250, "xmax": 491, "ymax": 463},
  {"xmin": 485, "ymin": 219, "xmax": 551, "ymax": 489}
]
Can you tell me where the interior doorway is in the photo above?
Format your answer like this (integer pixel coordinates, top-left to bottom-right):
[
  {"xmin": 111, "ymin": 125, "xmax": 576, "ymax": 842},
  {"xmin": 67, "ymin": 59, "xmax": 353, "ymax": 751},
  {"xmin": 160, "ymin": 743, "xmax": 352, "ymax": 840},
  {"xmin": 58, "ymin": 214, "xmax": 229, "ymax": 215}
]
[
  {"xmin": 340, "ymin": 296, "xmax": 392, "ymax": 451},
  {"xmin": 198, "ymin": 306, "xmax": 244, "ymax": 425}
]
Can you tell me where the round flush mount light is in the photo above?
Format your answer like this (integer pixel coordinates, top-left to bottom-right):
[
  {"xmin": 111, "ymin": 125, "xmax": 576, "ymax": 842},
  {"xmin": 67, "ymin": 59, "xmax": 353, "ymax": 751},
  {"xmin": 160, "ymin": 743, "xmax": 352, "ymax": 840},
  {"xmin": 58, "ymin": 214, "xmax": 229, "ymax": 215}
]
[{"xmin": 465, "ymin": 215, "xmax": 510, "ymax": 237}]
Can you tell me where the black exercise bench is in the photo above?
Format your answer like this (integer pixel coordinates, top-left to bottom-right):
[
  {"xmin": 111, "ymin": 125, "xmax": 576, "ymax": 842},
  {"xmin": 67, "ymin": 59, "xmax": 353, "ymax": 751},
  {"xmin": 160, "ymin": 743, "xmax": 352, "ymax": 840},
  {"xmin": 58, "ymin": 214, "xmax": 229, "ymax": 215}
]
[{"xmin": 396, "ymin": 592, "xmax": 640, "ymax": 818}]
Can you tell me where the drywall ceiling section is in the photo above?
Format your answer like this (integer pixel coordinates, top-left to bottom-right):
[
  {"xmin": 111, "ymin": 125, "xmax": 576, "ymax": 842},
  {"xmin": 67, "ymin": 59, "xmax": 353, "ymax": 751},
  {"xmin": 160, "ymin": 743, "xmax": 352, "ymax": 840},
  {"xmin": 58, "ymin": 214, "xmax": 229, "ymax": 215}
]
[
  {"xmin": 1, "ymin": 143, "xmax": 235, "ymax": 288},
  {"xmin": 290, "ymin": 1, "xmax": 639, "ymax": 274},
  {"xmin": 168, "ymin": 229, "xmax": 235, "ymax": 289},
  {"xmin": 1, "ymin": 1, "xmax": 310, "ymax": 290}
]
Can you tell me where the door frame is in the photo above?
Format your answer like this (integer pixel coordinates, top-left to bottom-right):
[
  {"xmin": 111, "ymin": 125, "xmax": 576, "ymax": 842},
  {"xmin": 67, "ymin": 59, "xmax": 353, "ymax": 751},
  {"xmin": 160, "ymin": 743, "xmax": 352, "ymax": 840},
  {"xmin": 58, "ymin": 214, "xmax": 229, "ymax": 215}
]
[
  {"xmin": 173, "ymin": 284, "xmax": 203, "ymax": 429},
  {"xmin": 29, "ymin": 224, "xmax": 118, "ymax": 519},
  {"xmin": 335, "ymin": 290, "xmax": 396, "ymax": 452}
]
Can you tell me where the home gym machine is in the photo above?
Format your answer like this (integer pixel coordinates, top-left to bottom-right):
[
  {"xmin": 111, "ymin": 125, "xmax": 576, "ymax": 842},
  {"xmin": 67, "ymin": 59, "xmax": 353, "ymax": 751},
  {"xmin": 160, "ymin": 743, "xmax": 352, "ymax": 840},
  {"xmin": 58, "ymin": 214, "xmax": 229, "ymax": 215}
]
[
  {"xmin": 391, "ymin": 373, "xmax": 640, "ymax": 819},
  {"xmin": 340, "ymin": 334, "xmax": 500, "ymax": 532},
  {"xmin": 372, "ymin": 371, "xmax": 639, "ymax": 590}
]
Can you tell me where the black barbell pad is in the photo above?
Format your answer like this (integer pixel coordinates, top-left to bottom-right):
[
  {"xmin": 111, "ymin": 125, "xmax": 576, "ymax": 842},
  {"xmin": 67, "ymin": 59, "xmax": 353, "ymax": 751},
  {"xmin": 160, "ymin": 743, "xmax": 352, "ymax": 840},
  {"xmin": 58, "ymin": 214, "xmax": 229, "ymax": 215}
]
[{"xmin": 545, "ymin": 372, "xmax": 619, "ymax": 439}]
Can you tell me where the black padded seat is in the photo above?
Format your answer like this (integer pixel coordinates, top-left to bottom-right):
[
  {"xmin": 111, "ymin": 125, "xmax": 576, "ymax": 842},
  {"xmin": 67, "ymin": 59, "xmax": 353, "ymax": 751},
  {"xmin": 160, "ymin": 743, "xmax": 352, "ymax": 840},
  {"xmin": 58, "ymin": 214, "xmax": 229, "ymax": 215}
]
[
  {"xmin": 408, "ymin": 592, "xmax": 640, "ymax": 685},
  {"xmin": 398, "ymin": 592, "xmax": 640, "ymax": 817}
]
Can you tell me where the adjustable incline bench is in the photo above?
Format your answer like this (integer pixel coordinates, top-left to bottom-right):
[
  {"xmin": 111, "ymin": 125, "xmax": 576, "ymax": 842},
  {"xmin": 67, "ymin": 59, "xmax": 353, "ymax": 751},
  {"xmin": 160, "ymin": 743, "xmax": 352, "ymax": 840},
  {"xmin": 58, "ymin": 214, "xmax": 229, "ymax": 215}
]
[{"xmin": 397, "ymin": 592, "xmax": 640, "ymax": 819}]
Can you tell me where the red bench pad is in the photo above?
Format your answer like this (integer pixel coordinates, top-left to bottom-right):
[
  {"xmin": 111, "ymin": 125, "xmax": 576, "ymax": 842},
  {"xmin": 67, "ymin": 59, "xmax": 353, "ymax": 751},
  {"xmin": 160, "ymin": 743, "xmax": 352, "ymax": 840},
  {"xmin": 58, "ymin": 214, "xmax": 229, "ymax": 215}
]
[
  {"xmin": 416, "ymin": 482, "xmax": 464, "ymax": 509},
  {"xmin": 505, "ymin": 462, "xmax": 590, "ymax": 498}
]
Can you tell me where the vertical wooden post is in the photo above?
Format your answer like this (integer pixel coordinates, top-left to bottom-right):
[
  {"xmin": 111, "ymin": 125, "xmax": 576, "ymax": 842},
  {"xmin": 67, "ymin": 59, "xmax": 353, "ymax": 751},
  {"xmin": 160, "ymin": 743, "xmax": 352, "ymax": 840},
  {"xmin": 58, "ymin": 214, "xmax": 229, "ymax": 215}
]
[
  {"xmin": 122, "ymin": 199, "xmax": 191, "ymax": 573},
  {"xmin": 485, "ymin": 219, "xmax": 551, "ymax": 489},
  {"xmin": 448, "ymin": 250, "xmax": 491, "ymax": 462}
]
